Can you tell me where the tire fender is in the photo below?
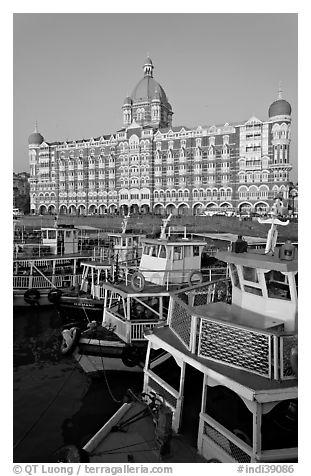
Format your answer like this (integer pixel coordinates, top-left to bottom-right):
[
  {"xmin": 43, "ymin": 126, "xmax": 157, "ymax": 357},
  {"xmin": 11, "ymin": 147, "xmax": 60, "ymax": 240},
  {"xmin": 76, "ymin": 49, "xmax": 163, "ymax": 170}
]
[
  {"xmin": 187, "ymin": 271, "xmax": 203, "ymax": 286},
  {"xmin": 24, "ymin": 288, "xmax": 40, "ymax": 305},
  {"xmin": 131, "ymin": 271, "xmax": 145, "ymax": 292}
]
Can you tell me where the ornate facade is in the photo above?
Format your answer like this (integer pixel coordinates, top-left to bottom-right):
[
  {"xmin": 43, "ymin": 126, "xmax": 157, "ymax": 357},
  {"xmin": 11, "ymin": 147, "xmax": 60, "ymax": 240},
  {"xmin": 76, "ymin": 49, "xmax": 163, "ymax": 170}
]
[{"xmin": 29, "ymin": 58, "xmax": 293, "ymax": 216}]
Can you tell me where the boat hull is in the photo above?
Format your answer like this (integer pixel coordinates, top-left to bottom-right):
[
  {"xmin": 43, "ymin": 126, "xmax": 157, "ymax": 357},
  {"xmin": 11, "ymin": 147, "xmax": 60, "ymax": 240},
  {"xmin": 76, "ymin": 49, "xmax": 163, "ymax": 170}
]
[
  {"xmin": 13, "ymin": 290, "xmax": 51, "ymax": 307},
  {"xmin": 56, "ymin": 296, "xmax": 104, "ymax": 322}
]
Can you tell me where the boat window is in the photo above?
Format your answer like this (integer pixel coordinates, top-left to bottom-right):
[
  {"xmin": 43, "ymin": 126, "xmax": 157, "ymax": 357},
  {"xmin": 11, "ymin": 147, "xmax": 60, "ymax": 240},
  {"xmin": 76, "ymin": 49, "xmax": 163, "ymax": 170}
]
[
  {"xmin": 41, "ymin": 230, "xmax": 47, "ymax": 239},
  {"xmin": 47, "ymin": 230, "xmax": 56, "ymax": 239},
  {"xmin": 151, "ymin": 245, "xmax": 159, "ymax": 257},
  {"xmin": 184, "ymin": 246, "xmax": 192, "ymax": 258},
  {"xmin": 242, "ymin": 266, "xmax": 259, "ymax": 283},
  {"xmin": 173, "ymin": 246, "xmax": 183, "ymax": 261},
  {"xmin": 143, "ymin": 245, "xmax": 151, "ymax": 255},
  {"xmin": 159, "ymin": 245, "xmax": 166, "ymax": 258},
  {"xmin": 122, "ymin": 238, "xmax": 127, "ymax": 247},
  {"xmin": 265, "ymin": 271, "xmax": 291, "ymax": 300},
  {"xmin": 295, "ymin": 273, "xmax": 298, "ymax": 296},
  {"xmin": 66, "ymin": 231, "xmax": 71, "ymax": 238},
  {"xmin": 193, "ymin": 245, "xmax": 200, "ymax": 257},
  {"xmin": 230, "ymin": 264, "xmax": 241, "ymax": 289},
  {"xmin": 244, "ymin": 285, "xmax": 263, "ymax": 296}
]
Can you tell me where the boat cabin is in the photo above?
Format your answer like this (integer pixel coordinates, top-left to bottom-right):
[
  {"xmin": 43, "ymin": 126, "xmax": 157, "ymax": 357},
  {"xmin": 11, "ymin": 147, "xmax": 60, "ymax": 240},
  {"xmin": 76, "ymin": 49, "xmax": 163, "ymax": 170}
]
[
  {"xmin": 41, "ymin": 225, "xmax": 79, "ymax": 255},
  {"xmin": 139, "ymin": 237, "xmax": 206, "ymax": 286},
  {"xmin": 107, "ymin": 232, "xmax": 144, "ymax": 263},
  {"xmin": 216, "ymin": 246, "xmax": 298, "ymax": 332}
]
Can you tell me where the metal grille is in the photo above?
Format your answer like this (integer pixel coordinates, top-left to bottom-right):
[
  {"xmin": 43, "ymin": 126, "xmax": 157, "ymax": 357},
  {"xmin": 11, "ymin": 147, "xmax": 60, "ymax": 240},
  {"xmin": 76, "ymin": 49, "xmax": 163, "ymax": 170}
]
[
  {"xmin": 192, "ymin": 283, "xmax": 215, "ymax": 307},
  {"xmin": 170, "ymin": 299, "xmax": 192, "ymax": 349},
  {"xmin": 148, "ymin": 377, "xmax": 177, "ymax": 409},
  {"xmin": 280, "ymin": 335, "xmax": 298, "ymax": 379},
  {"xmin": 199, "ymin": 320, "xmax": 271, "ymax": 378},
  {"xmin": 203, "ymin": 421, "xmax": 251, "ymax": 463},
  {"xmin": 173, "ymin": 279, "xmax": 230, "ymax": 308}
]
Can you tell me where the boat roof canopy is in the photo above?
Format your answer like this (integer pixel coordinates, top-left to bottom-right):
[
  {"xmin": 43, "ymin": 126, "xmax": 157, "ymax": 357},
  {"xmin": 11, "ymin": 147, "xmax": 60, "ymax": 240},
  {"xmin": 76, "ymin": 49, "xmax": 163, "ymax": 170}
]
[
  {"xmin": 142, "ymin": 238, "xmax": 206, "ymax": 246},
  {"xmin": 216, "ymin": 250, "xmax": 298, "ymax": 273}
]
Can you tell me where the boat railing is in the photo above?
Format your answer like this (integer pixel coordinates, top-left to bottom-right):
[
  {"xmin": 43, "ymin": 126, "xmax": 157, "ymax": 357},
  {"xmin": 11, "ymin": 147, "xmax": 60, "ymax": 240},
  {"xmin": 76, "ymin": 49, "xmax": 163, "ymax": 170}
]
[
  {"xmin": 13, "ymin": 273, "xmax": 83, "ymax": 290},
  {"xmin": 144, "ymin": 368, "xmax": 179, "ymax": 414},
  {"xmin": 167, "ymin": 280, "xmax": 297, "ymax": 381},
  {"xmin": 198, "ymin": 412, "xmax": 253, "ymax": 463},
  {"xmin": 106, "ymin": 264, "xmax": 227, "ymax": 291},
  {"xmin": 104, "ymin": 307, "xmax": 161, "ymax": 344},
  {"xmin": 130, "ymin": 320, "xmax": 161, "ymax": 341},
  {"xmin": 198, "ymin": 411, "xmax": 297, "ymax": 463}
]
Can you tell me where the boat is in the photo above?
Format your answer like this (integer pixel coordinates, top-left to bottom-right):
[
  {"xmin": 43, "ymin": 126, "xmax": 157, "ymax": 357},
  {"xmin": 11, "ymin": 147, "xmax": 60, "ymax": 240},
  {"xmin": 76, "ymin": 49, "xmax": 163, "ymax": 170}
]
[
  {"xmin": 61, "ymin": 214, "xmax": 228, "ymax": 372},
  {"xmin": 13, "ymin": 224, "xmax": 100, "ymax": 307},
  {"xmin": 50, "ymin": 215, "xmax": 145, "ymax": 320},
  {"xmin": 63, "ymin": 208, "xmax": 297, "ymax": 463}
]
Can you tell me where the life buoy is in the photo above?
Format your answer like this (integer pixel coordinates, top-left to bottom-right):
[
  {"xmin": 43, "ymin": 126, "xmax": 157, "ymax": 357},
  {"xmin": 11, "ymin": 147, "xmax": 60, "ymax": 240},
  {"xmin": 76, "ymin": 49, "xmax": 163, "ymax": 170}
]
[
  {"xmin": 60, "ymin": 327, "xmax": 80, "ymax": 355},
  {"xmin": 187, "ymin": 271, "xmax": 203, "ymax": 286},
  {"xmin": 121, "ymin": 345, "xmax": 141, "ymax": 367},
  {"xmin": 290, "ymin": 345, "xmax": 298, "ymax": 376},
  {"xmin": 24, "ymin": 288, "xmax": 40, "ymax": 305},
  {"xmin": 131, "ymin": 271, "xmax": 145, "ymax": 292},
  {"xmin": 48, "ymin": 288, "xmax": 63, "ymax": 304},
  {"xmin": 53, "ymin": 444, "xmax": 89, "ymax": 463}
]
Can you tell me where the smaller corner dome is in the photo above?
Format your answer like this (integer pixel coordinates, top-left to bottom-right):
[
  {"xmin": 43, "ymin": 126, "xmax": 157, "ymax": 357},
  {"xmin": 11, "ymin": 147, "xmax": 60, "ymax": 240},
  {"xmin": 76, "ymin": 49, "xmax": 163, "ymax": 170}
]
[
  {"xmin": 123, "ymin": 96, "xmax": 132, "ymax": 105},
  {"xmin": 28, "ymin": 131, "xmax": 44, "ymax": 145},
  {"xmin": 268, "ymin": 99, "xmax": 292, "ymax": 118}
]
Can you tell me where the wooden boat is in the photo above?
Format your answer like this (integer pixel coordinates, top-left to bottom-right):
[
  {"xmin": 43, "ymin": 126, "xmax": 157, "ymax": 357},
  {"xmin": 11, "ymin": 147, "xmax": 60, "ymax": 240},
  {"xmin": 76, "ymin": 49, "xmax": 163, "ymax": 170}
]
[
  {"xmin": 61, "ymin": 215, "xmax": 227, "ymax": 373},
  {"xmin": 52, "ymin": 219, "xmax": 145, "ymax": 321},
  {"xmin": 13, "ymin": 224, "xmax": 98, "ymax": 307},
  {"xmin": 68, "ymin": 211, "xmax": 298, "ymax": 463}
]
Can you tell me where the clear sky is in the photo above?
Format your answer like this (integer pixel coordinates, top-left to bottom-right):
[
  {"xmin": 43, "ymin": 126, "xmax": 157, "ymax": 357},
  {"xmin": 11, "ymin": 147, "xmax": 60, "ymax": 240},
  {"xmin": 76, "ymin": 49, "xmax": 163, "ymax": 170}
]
[{"xmin": 13, "ymin": 13, "xmax": 298, "ymax": 180}]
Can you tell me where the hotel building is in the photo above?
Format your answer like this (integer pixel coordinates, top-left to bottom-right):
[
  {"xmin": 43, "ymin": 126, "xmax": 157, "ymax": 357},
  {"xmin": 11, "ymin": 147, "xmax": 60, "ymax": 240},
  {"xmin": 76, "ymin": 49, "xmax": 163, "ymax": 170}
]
[{"xmin": 28, "ymin": 57, "xmax": 293, "ymax": 216}]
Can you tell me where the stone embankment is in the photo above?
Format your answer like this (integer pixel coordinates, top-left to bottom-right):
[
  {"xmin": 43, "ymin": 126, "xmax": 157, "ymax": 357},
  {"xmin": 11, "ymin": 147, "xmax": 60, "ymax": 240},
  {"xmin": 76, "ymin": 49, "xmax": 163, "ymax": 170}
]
[{"xmin": 15, "ymin": 214, "xmax": 298, "ymax": 242}]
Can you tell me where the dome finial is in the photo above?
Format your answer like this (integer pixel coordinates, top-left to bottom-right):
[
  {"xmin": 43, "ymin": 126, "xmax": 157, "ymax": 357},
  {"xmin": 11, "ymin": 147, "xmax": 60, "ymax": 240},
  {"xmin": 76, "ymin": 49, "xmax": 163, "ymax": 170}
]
[
  {"xmin": 34, "ymin": 120, "xmax": 38, "ymax": 133},
  {"xmin": 278, "ymin": 81, "xmax": 283, "ymax": 100}
]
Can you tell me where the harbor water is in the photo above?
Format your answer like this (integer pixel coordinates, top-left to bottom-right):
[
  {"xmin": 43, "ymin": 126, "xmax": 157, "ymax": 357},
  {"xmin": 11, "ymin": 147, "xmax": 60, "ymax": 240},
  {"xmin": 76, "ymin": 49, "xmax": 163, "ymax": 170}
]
[{"xmin": 13, "ymin": 306, "xmax": 143, "ymax": 463}]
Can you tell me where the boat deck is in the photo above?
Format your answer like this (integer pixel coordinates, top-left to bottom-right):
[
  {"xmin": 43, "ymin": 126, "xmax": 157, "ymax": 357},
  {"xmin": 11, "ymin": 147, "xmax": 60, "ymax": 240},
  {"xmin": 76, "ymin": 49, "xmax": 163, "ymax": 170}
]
[
  {"xmin": 85, "ymin": 401, "xmax": 205, "ymax": 463},
  {"xmin": 193, "ymin": 301, "xmax": 285, "ymax": 331},
  {"xmin": 104, "ymin": 280, "xmax": 173, "ymax": 297}
]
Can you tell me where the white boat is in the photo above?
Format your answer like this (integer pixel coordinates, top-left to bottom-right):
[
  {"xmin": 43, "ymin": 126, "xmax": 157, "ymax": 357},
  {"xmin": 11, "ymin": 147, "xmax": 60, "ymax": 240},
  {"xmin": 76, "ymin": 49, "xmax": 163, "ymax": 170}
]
[
  {"xmin": 51, "ymin": 224, "xmax": 145, "ymax": 320},
  {"xmin": 63, "ymin": 215, "xmax": 227, "ymax": 373},
  {"xmin": 13, "ymin": 224, "xmax": 99, "ymax": 307},
  {"xmin": 69, "ymin": 213, "xmax": 298, "ymax": 463}
]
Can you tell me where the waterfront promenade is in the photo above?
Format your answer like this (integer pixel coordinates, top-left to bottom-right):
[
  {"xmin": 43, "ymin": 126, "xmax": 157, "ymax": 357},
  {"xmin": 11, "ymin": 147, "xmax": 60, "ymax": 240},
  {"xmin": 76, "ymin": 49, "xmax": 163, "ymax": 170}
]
[{"xmin": 15, "ymin": 214, "xmax": 298, "ymax": 242}]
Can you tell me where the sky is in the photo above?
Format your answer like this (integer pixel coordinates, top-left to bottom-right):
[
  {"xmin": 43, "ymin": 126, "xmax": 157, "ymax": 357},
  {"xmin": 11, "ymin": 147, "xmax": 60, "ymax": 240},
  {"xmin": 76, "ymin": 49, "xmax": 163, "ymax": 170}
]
[{"xmin": 13, "ymin": 13, "xmax": 298, "ymax": 179}]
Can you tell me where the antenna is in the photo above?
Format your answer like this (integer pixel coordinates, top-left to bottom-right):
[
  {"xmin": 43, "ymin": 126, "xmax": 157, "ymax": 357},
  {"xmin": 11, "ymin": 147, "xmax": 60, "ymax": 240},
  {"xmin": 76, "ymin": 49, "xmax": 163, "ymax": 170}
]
[{"xmin": 160, "ymin": 214, "xmax": 172, "ymax": 239}]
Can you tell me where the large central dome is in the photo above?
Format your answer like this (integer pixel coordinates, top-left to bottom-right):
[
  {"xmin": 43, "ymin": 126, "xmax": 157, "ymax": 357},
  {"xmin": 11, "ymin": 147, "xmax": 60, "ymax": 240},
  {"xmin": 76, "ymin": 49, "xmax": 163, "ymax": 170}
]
[
  {"xmin": 122, "ymin": 57, "xmax": 173, "ymax": 129},
  {"xmin": 131, "ymin": 76, "xmax": 168, "ymax": 104},
  {"xmin": 131, "ymin": 57, "xmax": 169, "ymax": 104}
]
